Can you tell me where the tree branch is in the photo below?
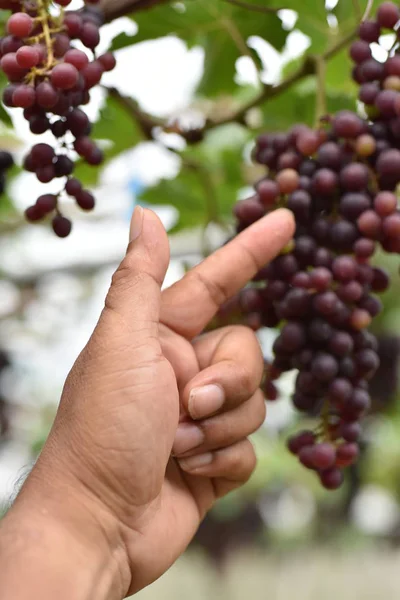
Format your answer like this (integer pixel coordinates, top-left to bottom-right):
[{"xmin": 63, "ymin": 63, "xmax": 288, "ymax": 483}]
[
  {"xmin": 99, "ymin": 0, "xmax": 172, "ymax": 23},
  {"xmin": 106, "ymin": 87, "xmax": 165, "ymax": 139}
]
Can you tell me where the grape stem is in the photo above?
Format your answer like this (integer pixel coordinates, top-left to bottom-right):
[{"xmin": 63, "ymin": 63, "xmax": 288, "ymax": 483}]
[
  {"xmin": 27, "ymin": 0, "xmax": 57, "ymax": 83},
  {"xmin": 361, "ymin": 0, "xmax": 375, "ymax": 22},
  {"xmin": 314, "ymin": 55, "xmax": 327, "ymax": 126}
]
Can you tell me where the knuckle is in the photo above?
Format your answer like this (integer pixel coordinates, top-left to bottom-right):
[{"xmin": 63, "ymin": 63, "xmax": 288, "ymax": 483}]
[
  {"xmin": 253, "ymin": 390, "xmax": 267, "ymax": 426},
  {"xmin": 244, "ymin": 443, "xmax": 258, "ymax": 478},
  {"xmin": 227, "ymin": 449, "xmax": 244, "ymax": 473},
  {"xmin": 240, "ymin": 364, "xmax": 259, "ymax": 395},
  {"xmin": 111, "ymin": 263, "xmax": 144, "ymax": 291},
  {"xmin": 238, "ymin": 241, "xmax": 264, "ymax": 274},
  {"xmin": 187, "ymin": 270, "xmax": 229, "ymax": 309}
]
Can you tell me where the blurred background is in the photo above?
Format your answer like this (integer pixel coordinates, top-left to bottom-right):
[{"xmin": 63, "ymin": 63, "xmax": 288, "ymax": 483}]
[{"xmin": 2, "ymin": 0, "xmax": 400, "ymax": 597}]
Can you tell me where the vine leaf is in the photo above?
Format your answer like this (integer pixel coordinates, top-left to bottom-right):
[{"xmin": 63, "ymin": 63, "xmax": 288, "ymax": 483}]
[{"xmin": 110, "ymin": 0, "xmax": 288, "ymax": 96}]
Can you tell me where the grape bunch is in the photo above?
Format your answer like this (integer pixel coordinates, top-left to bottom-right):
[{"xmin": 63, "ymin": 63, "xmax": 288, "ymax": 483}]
[
  {"xmin": 0, "ymin": 0, "xmax": 116, "ymax": 237},
  {"xmin": 228, "ymin": 1, "xmax": 400, "ymax": 490},
  {"xmin": 0, "ymin": 150, "xmax": 14, "ymax": 194}
]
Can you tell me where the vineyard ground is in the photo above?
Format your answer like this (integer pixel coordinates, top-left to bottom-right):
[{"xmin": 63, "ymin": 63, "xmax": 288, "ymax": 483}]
[{"xmin": 134, "ymin": 547, "xmax": 400, "ymax": 600}]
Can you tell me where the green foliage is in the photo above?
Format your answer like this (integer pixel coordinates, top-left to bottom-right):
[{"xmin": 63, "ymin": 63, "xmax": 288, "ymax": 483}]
[{"xmin": 141, "ymin": 124, "xmax": 249, "ymax": 232}]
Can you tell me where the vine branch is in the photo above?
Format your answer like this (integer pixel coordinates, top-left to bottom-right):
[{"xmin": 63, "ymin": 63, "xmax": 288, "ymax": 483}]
[
  {"xmin": 99, "ymin": 0, "xmax": 173, "ymax": 22},
  {"xmin": 106, "ymin": 26, "xmax": 357, "ymax": 145}
]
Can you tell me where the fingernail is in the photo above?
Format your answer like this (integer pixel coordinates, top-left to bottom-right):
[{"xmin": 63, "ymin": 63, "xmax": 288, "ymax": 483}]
[
  {"xmin": 188, "ymin": 385, "xmax": 225, "ymax": 420},
  {"xmin": 179, "ymin": 453, "xmax": 213, "ymax": 472},
  {"xmin": 172, "ymin": 424, "xmax": 204, "ymax": 456},
  {"xmin": 129, "ymin": 206, "xmax": 144, "ymax": 242}
]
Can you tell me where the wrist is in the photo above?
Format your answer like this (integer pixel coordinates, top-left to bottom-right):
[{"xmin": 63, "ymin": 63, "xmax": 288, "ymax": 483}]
[{"xmin": 0, "ymin": 459, "xmax": 131, "ymax": 600}]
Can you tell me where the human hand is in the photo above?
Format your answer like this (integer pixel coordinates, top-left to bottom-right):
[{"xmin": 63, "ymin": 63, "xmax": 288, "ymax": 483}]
[{"xmin": 0, "ymin": 207, "xmax": 294, "ymax": 599}]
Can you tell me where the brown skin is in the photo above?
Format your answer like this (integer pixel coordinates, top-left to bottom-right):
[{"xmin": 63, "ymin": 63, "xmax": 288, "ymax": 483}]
[{"xmin": 0, "ymin": 207, "xmax": 295, "ymax": 599}]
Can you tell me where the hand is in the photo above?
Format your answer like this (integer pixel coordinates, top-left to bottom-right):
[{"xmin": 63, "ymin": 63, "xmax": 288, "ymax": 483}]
[{"xmin": 1, "ymin": 207, "xmax": 294, "ymax": 599}]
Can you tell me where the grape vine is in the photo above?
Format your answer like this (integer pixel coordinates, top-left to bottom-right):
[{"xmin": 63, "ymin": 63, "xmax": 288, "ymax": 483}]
[
  {"xmin": 225, "ymin": 1, "xmax": 400, "ymax": 490},
  {"xmin": 0, "ymin": 0, "xmax": 115, "ymax": 237}
]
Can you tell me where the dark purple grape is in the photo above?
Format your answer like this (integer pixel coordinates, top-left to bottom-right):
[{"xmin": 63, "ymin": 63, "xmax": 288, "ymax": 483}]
[
  {"xmin": 357, "ymin": 210, "xmax": 382, "ymax": 239},
  {"xmin": 287, "ymin": 189, "xmax": 311, "ymax": 222},
  {"xmin": 340, "ymin": 422, "xmax": 361, "ymax": 443},
  {"xmin": 309, "ymin": 319, "xmax": 333, "ymax": 344},
  {"xmin": 280, "ymin": 322, "xmax": 307, "ymax": 352},
  {"xmin": 52, "ymin": 214, "xmax": 72, "ymax": 238},
  {"xmin": 329, "ymin": 332, "xmax": 354, "ymax": 357},
  {"xmin": 312, "ymin": 168, "xmax": 338, "ymax": 196},
  {"xmin": 309, "ymin": 444, "xmax": 336, "ymax": 470},
  {"xmin": 337, "ymin": 281, "xmax": 364, "ymax": 303},
  {"xmin": 257, "ymin": 179, "xmax": 280, "ymax": 207},
  {"xmin": 310, "ymin": 267, "xmax": 332, "ymax": 291},
  {"xmin": 375, "ymin": 89, "xmax": 398, "ymax": 117},
  {"xmin": 377, "ymin": 2, "xmax": 400, "ymax": 29},
  {"xmin": 273, "ymin": 254, "xmax": 299, "ymax": 280},
  {"xmin": 350, "ymin": 40, "xmax": 372, "ymax": 63},
  {"xmin": 371, "ymin": 267, "xmax": 390, "ymax": 292},
  {"xmin": 314, "ymin": 291, "xmax": 340, "ymax": 317},
  {"xmin": 359, "ymin": 20, "xmax": 381, "ymax": 43},
  {"xmin": 376, "ymin": 149, "xmax": 400, "ymax": 179},
  {"xmin": 320, "ymin": 468, "xmax": 344, "ymax": 490},
  {"xmin": 287, "ymin": 430, "xmax": 316, "ymax": 455},
  {"xmin": 339, "ymin": 192, "xmax": 371, "ymax": 220},
  {"xmin": 333, "ymin": 111, "xmax": 365, "ymax": 138},
  {"xmin": 281, "ymin": 288, "xmax": 311, "ymax": 318},
  {"xmin": 311, "ymin": 353, "xmax": 339, "ymax": 383},
  {"xmin": 358, "ymin": 295, "xmax": 382, "ymax": 317},
  {"xmin": 355, "ymin": 349, "xmax": 380, "ymax": 377},
  {"xmin": 359, "ymin": 82, "xmax": 380, "ymax": 105},
  {"xmin": 314, "ymin": 248, "xmax": 334, "ymax": 269},
  {"xmin": 299, "ymin": 159, "xmax": 317, "ymax": 177},
  {"xmin": 317, "ymin": 142, "xmax": 343, "ymax": 170},
  {"xmin": 361, "ymin": 59, "xmax": 385, "ymax": 82},
  {"xmin": 329, "ymin": 378, "xmax": 353, "ymax": 403},
  {"xmin": 330, "ymin": 220, "xmax": 358, "ymax": 251},
  {"xmin": 340, "ymin": 163, "xmax": 370, "ymax": 191}
]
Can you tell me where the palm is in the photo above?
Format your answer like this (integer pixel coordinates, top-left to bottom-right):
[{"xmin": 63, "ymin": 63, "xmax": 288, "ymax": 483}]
[{"xmin": 118, "ymin": 325, "xmax": 217, "ymax": 595}]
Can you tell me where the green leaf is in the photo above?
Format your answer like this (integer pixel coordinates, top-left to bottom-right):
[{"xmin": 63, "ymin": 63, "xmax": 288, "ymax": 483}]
[
  {"xmin": 257, "ymin": 80, "xmax": 355, "ymax": 132},
  {"xmin": 139, "ymin": 169, "xmax": 206, "ymax": 233},
  {"xmin": 110, "ymin": 0, "xmax": 288, "ymax": 97},
  {"xmin": 0, "ymin": 71, "xmax": 13, "ymax": 127},
  {"xmin": 140, "ymin": 125, "xmax": 247, "ymax": 234},
  {"xmin": 0, "ymin": 102, "xmax": 12, "ymax": 128},
  {"xmin": 74, "ymin": 93, "xmax": 143, "ymax": 187}
]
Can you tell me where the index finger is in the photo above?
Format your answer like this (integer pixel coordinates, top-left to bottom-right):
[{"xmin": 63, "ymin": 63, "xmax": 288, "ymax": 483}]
[{"xmin": 161, "ymin": 208, "xmax": 295, "ymax": 338}]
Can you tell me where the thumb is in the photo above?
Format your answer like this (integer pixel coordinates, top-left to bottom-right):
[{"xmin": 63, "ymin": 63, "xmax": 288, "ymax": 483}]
[{"xmin": 104, "ymin": 206, "xmax": 170, "ymax": 334}]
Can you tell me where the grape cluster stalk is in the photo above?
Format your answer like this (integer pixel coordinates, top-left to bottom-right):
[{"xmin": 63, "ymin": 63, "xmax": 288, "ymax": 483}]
[
  {"xmin": 227, "ymin": 1, "xmax": 400, "ymax": 490},
  {"xmin": 0, "ymin": 0, "xmax": 116, "ymax": 237}
]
